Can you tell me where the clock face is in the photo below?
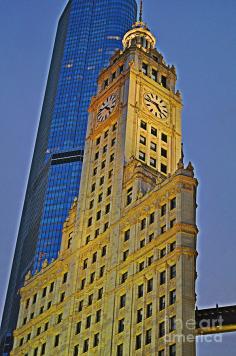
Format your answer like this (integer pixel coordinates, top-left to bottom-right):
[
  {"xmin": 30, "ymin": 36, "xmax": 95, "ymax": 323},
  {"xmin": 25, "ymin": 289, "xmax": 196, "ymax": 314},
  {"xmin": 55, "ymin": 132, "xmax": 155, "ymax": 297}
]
[
  {"xmin": 97, "ymin": 94, "xmax": 117, "ymax": 122},
  {"xmin": 144, "ymin": 93, "xmax": 168, "ymax": 119}
]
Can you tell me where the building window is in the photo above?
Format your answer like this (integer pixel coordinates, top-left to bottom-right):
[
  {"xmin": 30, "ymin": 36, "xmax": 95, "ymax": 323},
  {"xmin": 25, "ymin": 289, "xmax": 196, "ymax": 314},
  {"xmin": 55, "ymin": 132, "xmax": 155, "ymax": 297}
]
[
  {"xmin": 92, "ymin": 252, "xmax": 97, "ymax": 263},
  {"xmin": 137, "ymin": 308, "xmax": 143, "ymax": 323},
  {"xmin": 159, "ymin": 296, "xmax": 166, "ymax": 310},
  {"xmin": 147, "ymin": 278, "xmax": 153, "ymax": 292},
  {"xmin": 100, "ymin": 265, "xmax": 105, "ymax": 277},
  {"xmin": 119, "ymin": 65, "xmax": 124, "ymax": 73},
  {"xmin": 86, "ymin": 315, "xmax": 91, "ymax": 329},
  {"xmin": 170, "ymin": 265, "xmax": 176, "ymax": 279},
  {"xmin": 19, "ymin": 338, "xmax": 24, "ymax": 346},
  {"xmin": 169, "ymin": 344, "xmax": 176, "ymax": 356},
  {"xmin": 150, "ymin": 141, "xmax": 157, "ymax": 151},
  {"xmin": 57, "ymin": 313, "xmax": 63, "ymax": 324},
  {"xmin": 139, "ymin": 150, "xmax": 146, "ymax": 161},
  {"xmin": 27, "ymin": 333, "xmax": 31, "ymax": 341},
  {"xmin": 123, "ymin": 250, "xmax": 129, "ymax": 261},
  {"xmin": 93, "ymin": 333, "xmax": 100, "ymax": 347},
  {"xmin": 140, "ymin": 135, "xmax": 146, "ymax": 145},
  {"xmin": 140, "ymin": 239, "xmax": 145, "ymax": 248},
  {"xmin": 103, "ymin": 145, "xmax": 107, "ymax": 154},
  {"xmin": 113, "ymin": 122, "xmax": 117, "ymax": 131},
  {"xmin": 120, "ymin": 294, "xmax": 126, "ymax": 308},
  {"xmin": 170, "ymin": 219, "xmax": 176, "ymax": 228},
  {"xmin": 104, "ymin": 129, "xmax": 109, "ymax": 138},
  {"xmin": 42, "ymin": 287, "xmax": 47, "ymax": 298},
  {"xmin": 54, "ymin": 334, "xmax": 60, "ymax": 347},
  {"xmin": 111, "ymin": 137, "xmax": 116, "ymax": 146},
  {"xmin": 170, "ymin": 197, "xmax": 176, "ymax": 210},
  {"xmin": 104, "ymin": 79, "xmax": 109, "ymax": 89},
  {"xmin": 140, "ymin": 120, "xmax": 147, "ymax": 130},
  {"xmin": 104, "ymin": 222, "xmax": 109, "ymax": 231},
  {"xmin": 78, "ymin": 300, "xmax": 83, "ymax": 312},
  {"xmin": 100, "ymin": 176, "xmax": 104, "ymax": 185},
  {"xmin": 149, "ymin": 212, "xmax": 155, "ymax": 224},
  {"xmin": 67, "ymin": 237, "xmax": 72, "ymax": 249},
  {"xmin": 94, "ymin": 151, "xmax": 99, "ymax": 160},
  {"xmin": 89, "ymin": 200, "xmax": 94, "ymax": 209},
  {"xmin": 151, "ymin": 68, "xmax": 158, "ymax": 82},
  {"xmin": 75, "ymin": 321, "xmax": 81, "ymax": 335},
  {"xmin": 127, "ymin": 187, "xmax": 133, "ymax": 205},
  {"xmin": 87, "ymin": 217, "xmax": 92, "ymax": 227},
  {"xmin": 170, "ymin": 290, "xmax": 176, "ymax": 305},
  {"xmin": 161, "ymin": 148, "xmax": 167, "ymax": 158},
  {"xmin": 90, "ymin": 272, "xmax": 95, "ymax": 284},
  {"xmin": 118, "ymin": 318, "xmax": 125, "ymax": 333},
  {"xmin": 88, "ymin": 294, "xmax": 93, "ymax": 306},
  {"xmin": 86, "ymin": 235, "xmax": 90, "ymax": 244},
  {"xmin": 41, "ymin": 343, "xmax": 46, "ymax": 355},
  {"xmin": 63, "ymin": 272, "xmax": 68, "ymax": 284},
  {"xmin": 93, "ymin": 167, "xmax": 97, "ymax": 176},
  {"xmin": 96, "ymin": 309, "xmax": 101, "ymax": 323},
  {"xmin": 161, "ymin": 204, "xmax": 166, "ymax": 216},
  {"xmin": 121, "ymin": 271, "xmax": 128, "ymax": 284},
  {"xmin": 136, "ymin": 334, "xmax": 142, "ymax": 350},
  {"xmin": 91, "ymin": 183, "xmax": 96, "ymax": 192},
  {"xmin": 73, "ymin": 345, "xmax": 79, "ymax": 356},
  {"xmin": 98, "ymin": 193, "xmax": 103, "ymax": 203},
  {"xmin": 150, "ymin": 157, "xmax": 156, "ymax": 167},
  {"xmin": 169, "ymin": 316, "xmax": 176, "ymax": 332},
  {"xmin": 39, "ymin": 306, "xmax": 44, "ymax": 314},
  {"xmin": 138, "ymin": 284, "xmax": 144, "ymax": 298},
  {"xmin": 139, "ymin": 261, "xmax": 145, "ymax": 272},
  {"xmin": 83, "ymin": 259, "xmax": 88, "ymax": 270},
  {"xmin": 33, "ymin": 348, "xmax": 38, "ymax": 356},
  {"xmin": 160, "ymin": 247, "xmax": 166, "ymax": 258},
  {"xmin": 146, "ymin": 329, "xmax": 152, "ymax": 344},
  {"xmin": 101, "ymin": 245, "xmax": 107, "ymax": 257},
  {"xmin": 161, "ymin": 75, "xmax": 167, "ymax": 88},
  {"xmin": 96, "ymin": 210, "xmax": 101, "ymax": 221},
  {"xmin": 124, "ymin": 229, "xmax": 130, "ymax": 241},
  {"xmin": 159, "ymin": 322, "xmax": 165, "ymax": 337},
  {"xmin": 96, "ymin": 137, "xmax": 100, "ymax": 145},
  {"xmin": 108, "ymin": 169, "xmax": 113, "ymax": 178},
  {"xmin": 98, "ymin": 287, "xmax": 103, "ymax": 300},
  {"xmin": 112, "ymin": 71, "xmax": 116, "ymax": 80},
  {"xmin": 151, "ymin": 126, "xmax": 157, "ymax": 136},
  {"xmin": 142, "ymin": 62, "xmax": 148, "ymax": 75},
  {"xmin": 107, "ymin": 186, "xmax": 112, "ymax": 196},
  {"xmin": 161, "ymin": 164, "xmax": 167, "ymax": 174},
  {"xmin": 81, "ymin": 279, "xmax": 86, "ymax": 290},
  {"xmin": 101, "ymin": 160, "xmax": 106, "ymax": 169},
  {"xmin": 161, "ymin": 133, "xmax": 168, "ymax": 143},
  {"xmin": 149, "ymin": 233, "xmax": 154, "ymax": 242},
  {"xmin": 161, "ymin": 225, "xmax": 166, "ymax": 234},
  {"xmin": 160, "ymin": 271, "xmax": 166, "ymax": 285},
  {"xmin": 117, "ymin": 344, "xmax": 123, "ymax": 356},
  {"xmin": 146, "ymin": 303, "xmax": 153, "ymax": 318},
  {"xmin": 110, "ymin": 153, "xmax": 115, "ymax": 162},
  {"xmin": 141, "ymin": 218, "xmax": 146, "ymax": 230},
  {"xmin": 44, "ymin": 322, "xmax": 49, "ymax": 331},
  {"xmin": 170, "ymin": 241, "xmax": 176, "ymax": 251},
  {"xmin": 159, "ymin": 350, "xmax": 165, "ymax": 356},
  {"xmin": 148, "ymin": 255, "xmax": 154, "ymax": 266},
  {"xmin": 105, "ymin": 204, "xmax": 110, "ymax": 214},
  {"xmin": 83, "ymin": 339, "xmax": 89, "ymax": 353}
]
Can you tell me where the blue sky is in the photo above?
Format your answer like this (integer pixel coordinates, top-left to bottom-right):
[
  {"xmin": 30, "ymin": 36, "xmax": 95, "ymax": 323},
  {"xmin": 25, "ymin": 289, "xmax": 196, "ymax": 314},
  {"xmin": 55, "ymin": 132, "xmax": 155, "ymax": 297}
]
[{"xmin": 0, "ymin": 1, "xmax": 236, "ymax": 354}]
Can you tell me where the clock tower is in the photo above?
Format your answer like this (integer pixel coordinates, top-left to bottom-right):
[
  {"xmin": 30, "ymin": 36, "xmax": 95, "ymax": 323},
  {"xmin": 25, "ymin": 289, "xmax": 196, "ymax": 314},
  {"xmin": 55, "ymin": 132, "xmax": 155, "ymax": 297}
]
[{"xmin": 12, "ymin": 9, "xmax": 198, "ymax": 356}]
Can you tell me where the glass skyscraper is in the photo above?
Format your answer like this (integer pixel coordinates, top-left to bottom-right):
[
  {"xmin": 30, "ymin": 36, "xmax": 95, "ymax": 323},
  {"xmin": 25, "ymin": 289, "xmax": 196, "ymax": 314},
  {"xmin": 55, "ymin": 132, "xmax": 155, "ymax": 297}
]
[{"xmin": 0, "ymin": 0, "xmax": 137, "ymax": 353}]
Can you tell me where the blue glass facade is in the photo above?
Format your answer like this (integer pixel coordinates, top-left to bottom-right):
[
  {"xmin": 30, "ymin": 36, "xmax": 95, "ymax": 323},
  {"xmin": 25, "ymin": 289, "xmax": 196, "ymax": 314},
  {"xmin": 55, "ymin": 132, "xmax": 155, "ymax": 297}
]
[{"xmin": 0, "ymin": 0, "xmax": 137, "ymax": 353}]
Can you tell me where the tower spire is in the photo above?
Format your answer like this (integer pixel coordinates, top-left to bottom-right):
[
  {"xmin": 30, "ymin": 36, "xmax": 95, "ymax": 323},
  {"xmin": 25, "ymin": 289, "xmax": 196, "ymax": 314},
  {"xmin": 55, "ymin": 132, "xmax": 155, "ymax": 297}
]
[{"xmin": 139, "ymin": 0, "xmax": 143, "ymax": 22}]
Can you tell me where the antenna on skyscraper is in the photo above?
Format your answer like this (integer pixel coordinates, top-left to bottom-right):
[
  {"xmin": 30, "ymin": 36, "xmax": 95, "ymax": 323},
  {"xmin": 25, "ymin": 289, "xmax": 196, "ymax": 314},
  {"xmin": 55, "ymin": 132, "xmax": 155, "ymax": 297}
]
[{"xmin": 139, "ymin": 0, "xmax": 143, "ymax": 22}]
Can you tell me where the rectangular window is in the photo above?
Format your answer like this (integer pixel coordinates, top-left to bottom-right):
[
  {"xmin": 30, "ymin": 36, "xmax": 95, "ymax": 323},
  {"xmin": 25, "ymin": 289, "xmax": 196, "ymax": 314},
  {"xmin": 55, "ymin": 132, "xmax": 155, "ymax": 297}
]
[
  {"xmin": 140, "ymin": 120, "xmax": 147, "ymax": 130},
  {"xmin": 96, "ymin": 309, "xmax": 101, "ymax": 323},
  {"xmin": 90, "ymin": 272, "xmax": 95, "ymax": 284},
  {"xmin": 136, "ymin": 334, "xmax": 142, "ymax": 350},
  {"xmin": 119, "ymin": 65, "xmax": 124, "ymax": 74},
  {"xmin": 41, "ymin": 343, "xmax": 46, "ymax": 355},
  {"xmin": 100, "ymin": 176, "xmax": 104, "ymax": 185},
  {"xmin": 123, "ymin": 250, "xmax": 129, "ymax": 261},
  {"xmin": 161, "ymin": 133, "xmax": 168, "ymax": 143},
  {"xmin": 120, "ymin": 294, "xmax": 126, "ymax": 308},
  {"xmin": 161, "ymin": 204, "xmax": 166, "ymax": 216},
  {"xmin": 161, "ymin": 148, "xmax": 167, "ymax": 158},
  {"xmin": 170, "ymin": 265, "xmax": 176, "ymax": 279},
  {"xmin": 75, "ymin": 321, "xmax": 81, "ymax": 335},
  {"xmin": 170, "ymin": 290, "xmax": 176, "ymax": 305},
  {"xmin": 98, "ymin": 287, "xmax": 103, "ymax": 300},
  {"xmin": 78, "ymin": 300, "xmax": 83, "ymax": 312},
  {"xmin": 83, "ymin": 258, "xmax": 88, "ymax": 270},
  {"xmin": 33, "ymin": 348, "xmax": 38, "ymax": 356},
  {"xmin": 161, "ymin": 225, "xmax": 166, "ymax": 234},
  {"xmin": 170, "ymin": 241, "xmax": 176, "ymax": 251},
  {"xmin": 127, "ymin": 187, "xmax": 133, "ymax": 205},
  {"xmin": 118, "ymin": 318, "xmax": 125, "ymax": 333},
  {"xmin": 138, "ymin": 284, "xmax": 144, "ymax": 298},
  {"xmin": 146, "ymin": 303, "xmax": 152, "ymax": 317},
  {"xmin": 141, "ymin": 218, "xmax": 146, "ymax": 230},
  {"xmin": 150, "ymin": 141, "xmax": 157, "ymax": 151},
  {"xmin": 104, "ymin": 222, "xmax": 109, "ymax": 231},
  {"xmin": 150, "ymin": 157, "xmax": 156, "ymax": 167},
  {"xmin": 89, "ymin": 200, "xmax": 94, "ymax": 209},
  {"xmin": 142, "ymin": 62, "xmax": 148, "ymax": 75},
  {"xmin": 159, "ymin": 296, "xmax": 165, "ymax": 310},
  {"xmin": 170, "ymin": 316, "xmax": 176, "ymax": 332},
  {"xmin": 42, "ymin": 287, "xmax": 47, "ymax": 298},
  {"xmin": 146, "ymin": 329, "xmax": 152, "ymax": 344},
  {"xmin": 161, "ymin": 75, "xmax": 167, "ymax": 88},
  {"xmin": 160, "ymin": 271, "xmax": 166, "ymax": 285},
  {"xmin": 87, "ymin": 217, "xmax": 93, "ymax": 227},
  {"xmin": 151, "ymin": 68, "xmax": 158, "ymax": 82},
  {"xmin": 159, "ymin": 350, "xmax": 165, "ymax": 356},
  {"xmin": 73, "ymin": 345, "xmax": 79, "ymax": 356},
  {"xmin": 117, "ymin": 344, "xmax": 123, "ymax": 356},
  {"xmin": 170, "ymin": 219, "xmax": 176, "ymax": 228},
  {"xmin": 54, "ymin": 334, "xmax": 60, "ymax": 347},
  {"xmin": 86, "ymin": 315, "xmax": 91, "ymax": 329},
  {"xmin": 147, "ymin": 278, "xmax": 153, "ymax": 292},
  {"xmin": 140, "ymin": 239, "xmax": 145, "ymax": 248},
  {"xmin": 107, "ymin": 186, "xmax": 112, "ymax": 196},
  {"xmin": 112, "ymin": 72, "xmax": 116, "ymax": 80},
  {"xmin": 96, "ymin": 210, "xmax": 101, "ymax": 220},
  {"xmin": 161, "ymin": 164, "xmax": 167, "ymax": 174},
  {"xmin": 93, "ymin": 167, "xmax": 97, "ymax": 176},
  {"xmin": 94, "ymin": 333, "xmax": 100, "ymax": 347},
  {"xmin": 80, "ymin": 279, "xmax": 86, "ymax": 290},
  {"xmin": 124, "ymin": 229, "xmax": 130, "ymax": 241},
  {"xmin": 92, "ymin": 252, "xmax": 97, "ymax": 263},
  {"xmin": 139, "ymin": 150, "xmax": 146, "ymax": 161},
  {"xmin": 121, "ymin": 272, "xmax": 128, "ymax": 284},
  {"xmin": 170, "ymin": 197, "xmax": 176, "ymax": 210},
  {"xmin": 96, "ymin": 137, "xmax": 100, "ymax": 145},
  {"xmin": 83, "ymin": 339, "xmax": 89, "ymax": 353},
  {"xmin": 170, "ymin": 344, "xmax": 176, "ymax": 356},
  {"xmin": 103, "ymin": 144, "xmax": 107, "ymax": 153},
  {"xmin": 148, "ymin": 255, "xmax": 154, "ymax": 266},
  {"xmin": 99, "ymin": 265, "xmax": 105, "ymax": 277},
  {"xmin": 151, "ymin": 126, "xmax": 157, "ymax": 136},
  {"xmin": 137, "ymin": 308, "xmax": 143, "ymax": 323},
  {"xmin": 139, "ymin": 261, "xmax": 145, "ymax": 272},
  {"xmin": 57, "ymin": 313, "xmax": 63, "ymax": 324},
  {"xmin": 94, "ymin": 151, "xmax": 99, "ymax": 160},
  {"xmin": 101, "ymin": 245, "xmax": 107, "ymax": 257},
  {"xmin": 101, "ymin": 160, "xmax": 106, "ymax": 169},
  {"xmin": 149, "ymin": 233, "xmax": 154, "ymax": 242},
  {"xmin": 149, "ymin": 212, "xmax": 155, "ymax": 224},
  {"xmin": 140, "ymin": 135, "xmax": 146, "ymax": 145},
  {"xmin": 160, "ymin": 247, "xmax": 166, "ymax": 258},
  {"xmin": 88, "ymin": 294, "xmax": 93, "ymax": 305},
  {"xmin": 112, "ymin": 137, "xmax": 116, "ymax": 146},
  {"xmin": 159, "ymin": 321, "xmax": 165, "ymax": 337},
  {"xmin": 110, "ymin": 153, "xmax": 115, "ymax": 162},
  {"xmin": 98, "ymin": 193, "xmax": 103, "ymax": 203}
]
